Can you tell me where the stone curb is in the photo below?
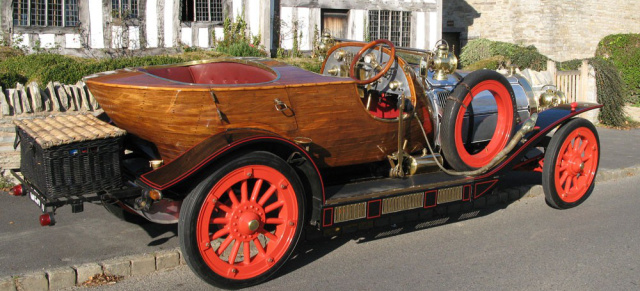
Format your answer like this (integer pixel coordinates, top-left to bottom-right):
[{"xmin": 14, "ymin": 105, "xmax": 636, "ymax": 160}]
[
  {"xmin": 0, "ymin": 249, "xmax": 186, "ymax": 291},
  {"xmin": 1, "ymin": 166, "xmax": 638, "ymax": 291}
]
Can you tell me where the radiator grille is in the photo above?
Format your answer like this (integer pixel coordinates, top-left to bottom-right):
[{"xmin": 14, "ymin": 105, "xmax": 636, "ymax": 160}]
[{"xmin": 436, "ymin": 90, "xmax": 450, "ymax": 109}]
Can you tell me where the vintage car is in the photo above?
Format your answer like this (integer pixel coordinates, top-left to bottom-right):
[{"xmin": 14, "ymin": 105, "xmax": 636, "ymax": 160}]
[{"xmin": 8, "ymin": 38, "xmax": 601, "ymax": 289}]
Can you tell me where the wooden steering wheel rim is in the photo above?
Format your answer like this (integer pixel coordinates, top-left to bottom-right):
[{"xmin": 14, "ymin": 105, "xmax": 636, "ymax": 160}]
[{"xmin": 349, "ymin": 39, "xmax": 396, "ymax": 85}]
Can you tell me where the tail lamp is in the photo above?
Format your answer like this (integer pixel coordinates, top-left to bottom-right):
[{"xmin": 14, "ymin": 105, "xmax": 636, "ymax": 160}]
[
  {"xmin": 39, "ymin": 213, "xmax": 55, "ymax": 226},
  {"xmin": 9, "ymin": 184, "xmax": 23, "ymax": 196}
]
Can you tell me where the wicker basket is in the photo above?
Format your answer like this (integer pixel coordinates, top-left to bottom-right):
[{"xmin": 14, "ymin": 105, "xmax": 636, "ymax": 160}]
[{"xmin": 15, "ymin": 115, "xmax": 126, "ymax": 199}]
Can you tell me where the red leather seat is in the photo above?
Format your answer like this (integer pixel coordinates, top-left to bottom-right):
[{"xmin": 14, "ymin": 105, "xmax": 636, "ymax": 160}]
[
  {"xmin": 145, "ymin": 66, "xmax": 194, "ymax": 83},
  {"xmin": 189, "ymin": 62, "xmax": 276, "ymax": 84}
]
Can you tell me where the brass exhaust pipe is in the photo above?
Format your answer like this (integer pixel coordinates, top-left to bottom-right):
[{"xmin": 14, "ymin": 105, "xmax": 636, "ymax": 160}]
[{"xmin": 417, "ymin": 113, "xmax": 539, "ymax": 176}]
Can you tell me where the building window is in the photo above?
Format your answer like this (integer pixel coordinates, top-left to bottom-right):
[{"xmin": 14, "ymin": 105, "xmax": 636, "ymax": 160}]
[
  {"xmin": 112, "ymin": 0, "xmax": 139, "ymax": 19},
  {"xmin": 368, "ymin": 10, "xmax": 411, "ymax": 47},
  {"xmin": 321, "ymin": 9, "xmax": 349, "ymax": 39},
  {"xmin": 181, "ymin": 0, "xmax": 223, "ymax": 22},
  {"xmin": 12, "ymin": 0, "xmax": 79, "ymax": 27}
]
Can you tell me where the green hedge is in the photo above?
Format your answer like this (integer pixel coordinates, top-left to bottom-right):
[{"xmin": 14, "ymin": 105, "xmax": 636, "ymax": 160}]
[
  {"xmin": 591, "ymin": 58, "xmax": 628, "ymax": 126},
  {"xmin": 595, "ymin": 34, "xmax": 640, "ymax": 103},
  {"xmin": 0, "ymin": 51, "xmax": 224, "ymax": 88},
  {"xmin": 463, "ymin": 38, "xmax": 631, "ymax": 127},
  {"xmin": 460, "ymin": 39, "xmax": 548, "ymax": 71}
]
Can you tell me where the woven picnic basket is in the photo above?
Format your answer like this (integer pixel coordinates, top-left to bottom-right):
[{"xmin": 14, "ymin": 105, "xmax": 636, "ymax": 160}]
[{"xmin": 14, "ymin": 114, "xmax": 127, "ymax": 198}]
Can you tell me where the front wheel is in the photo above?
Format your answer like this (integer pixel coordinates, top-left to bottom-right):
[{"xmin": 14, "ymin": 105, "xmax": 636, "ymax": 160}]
[
  {"xmin": 542, "ymin": 118, "xmax": 600, "ymax": 209},
  {"xmin": 179, "ymin": 151, "xmax": 305, "ymax": 289}
]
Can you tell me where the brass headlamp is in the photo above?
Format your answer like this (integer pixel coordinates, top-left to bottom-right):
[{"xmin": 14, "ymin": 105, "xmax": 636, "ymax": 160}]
[
  {"xmin": 538, "ymin": 88, "xmax": 567, "ymax": 110},
  {"xmin": 432, "ymin": 42, "xmax": 458, "ymax": 81},
  {"xmin": 317, "ymin": 32, "xmax": 335, "ymax": 60},
  {"xmin": 420, "ymin": 40, "xmax": 458, "ymax": 81}
]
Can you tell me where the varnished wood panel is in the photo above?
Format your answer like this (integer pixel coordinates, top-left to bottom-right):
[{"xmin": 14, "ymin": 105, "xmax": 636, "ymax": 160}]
[{"xmin": 86, "ymin": 58, "xmax": 431, "ymax": 167}]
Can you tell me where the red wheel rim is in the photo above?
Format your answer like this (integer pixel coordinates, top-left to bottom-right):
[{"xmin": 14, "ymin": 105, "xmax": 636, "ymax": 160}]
[
  {"xmin": 196, "ymin": 165, "xmax": 299, "ymax": 279},
  {"xmin": 553, "ymin": 127, "xmax": 599, "ymax": 203},
  {"xmin": 454, "ymin": 80, "xmax": 514, "ymax": 168}
]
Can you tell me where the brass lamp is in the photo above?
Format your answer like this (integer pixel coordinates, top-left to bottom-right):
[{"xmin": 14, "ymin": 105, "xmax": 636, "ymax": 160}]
[
  {"xmin": 317, "ymin": 32, "xmax": 335, "ymax": 60},
  {"xmin": 538, "ymin": 88, "xmax": 567, "ymax": 110},
  {"xmin": 432, "ymin": 42, "xmax": 458, "ymax": 81}
]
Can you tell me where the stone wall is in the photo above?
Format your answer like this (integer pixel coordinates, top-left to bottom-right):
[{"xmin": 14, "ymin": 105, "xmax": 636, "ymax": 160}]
[
  {"xmin": 0, "ymin": 81, "xmax": 101, "ymax": 172},
  {"xmin": 443, "ymin": 0, "xmax": 640, "ymax": 61}
]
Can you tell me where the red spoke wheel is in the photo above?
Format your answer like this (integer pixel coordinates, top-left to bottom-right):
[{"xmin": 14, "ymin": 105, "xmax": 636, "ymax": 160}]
[
  {"xmin": 542, "ymin": 118, "xmax": 600, "ymax": 209},
  {"xmin": 179, "ymin": 152, "xmax": 305, "ymax": 289},
  {"xmin": 441, "ymin": 69, "xmax": 517, "ymax": 171}
]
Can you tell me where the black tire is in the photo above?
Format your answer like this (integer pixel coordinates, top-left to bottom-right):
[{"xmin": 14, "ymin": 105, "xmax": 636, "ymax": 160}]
[
  {"xmin": 441, "ymin": 70, "xmax": 518, "ymax": 171},
  {"xmin": 542, "ymin": 118, "xmax": 600, "ymax": 209},
  {"xmin": 179, "ymin": 151, "xmax": 305, "ymax": 289}
]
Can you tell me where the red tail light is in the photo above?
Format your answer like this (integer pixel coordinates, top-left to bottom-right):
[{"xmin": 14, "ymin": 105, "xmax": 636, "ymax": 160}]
[
  {"xmin": 9, "ymin": 184, "xmax": 23, "ymax": 196},
  {"xmin": 39, "ymin": 213, "xmax": 55, "ymax": 226}
]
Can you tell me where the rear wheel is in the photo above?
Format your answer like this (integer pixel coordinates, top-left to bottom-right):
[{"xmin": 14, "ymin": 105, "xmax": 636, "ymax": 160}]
[
  {"xmin": 179, "ymin": 152, "xmax": 305, "ymax": 289},
  {"xmin": 441, "ymin": 70, "xmax": 517, "ymax": 171},
  {"xmin": 542, "ymin": 118, "xmax": 600, "ymax": 209}
]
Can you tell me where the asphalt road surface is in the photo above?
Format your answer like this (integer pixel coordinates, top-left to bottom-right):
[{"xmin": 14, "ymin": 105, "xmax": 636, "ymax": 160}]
[
  {"xmin": 79, "ymin": 174, "xmax": 640, "ymax": 291},
  {"xmin": 0, "ymin": 194, "xmax": 179, "ymax": 277}
]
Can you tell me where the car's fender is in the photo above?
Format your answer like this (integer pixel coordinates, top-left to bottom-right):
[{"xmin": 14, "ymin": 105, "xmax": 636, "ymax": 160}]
[
  {"xmin": 478, "ymin": 102, "xmax": 603, "ymax": 178},
  {"xmin": 139, "ymin": 128, "xmax": 325, "ymax": 226}
]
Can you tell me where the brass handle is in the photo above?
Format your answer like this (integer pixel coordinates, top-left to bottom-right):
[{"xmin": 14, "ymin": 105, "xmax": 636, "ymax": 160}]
[{"xmin": 274, "ymin": 98, "xmax": 289, "ymax": 112}]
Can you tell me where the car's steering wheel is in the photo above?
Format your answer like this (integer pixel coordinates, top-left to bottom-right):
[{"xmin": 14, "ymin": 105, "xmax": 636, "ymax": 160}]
[{"xmin": 349, "ymin": 39, "xmax": 396, "ymax": 85}]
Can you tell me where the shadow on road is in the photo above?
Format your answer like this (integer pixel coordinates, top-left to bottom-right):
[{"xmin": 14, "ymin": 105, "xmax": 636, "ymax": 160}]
[{"xmin": 275, "ymin": 170, "xmax": 544, "ymax": 280}]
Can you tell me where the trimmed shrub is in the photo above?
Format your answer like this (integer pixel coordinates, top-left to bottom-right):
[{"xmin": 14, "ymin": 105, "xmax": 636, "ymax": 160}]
[
  {"xmin": 556, "ymin": 57, "xmax": 628, "ymax": 127},
  {"xmin": 282, "ymin": 58, "xmax": 322, "ymax": 73},
  {"xmin": 591, "ymin": 57, "xmax": 628, "ymax": 126},
  {"xmin": 217, "ymin": 41, "xmax": 267, "ymax": 57},
  {"xmin": 0, "ymin": 71, "xmax": 27, "ymax": 89},
  {"xmin": 0, "ymin": 46, "xmax": 23, "ymax": 61},
  {"xmin": 556, "ymin": 59, "xmax": 583, "ymax": 71},
  {"xmin": 214, "ymin": 15, "xmax": 267, "ymax": 57},
  {"xmin": 0, "ymin": 51, "xmax": 225, "ymax": 87},
  {"xmin": 461, "ymin": 39, "xmax": 548, "ymax": 71},
  {"xmin": 462, "ymin": 56, "xmax": 505, "ymax": 71},
  {"xmin": 595, "ymin": 34, "xmax": 640, "ymax": 103}
]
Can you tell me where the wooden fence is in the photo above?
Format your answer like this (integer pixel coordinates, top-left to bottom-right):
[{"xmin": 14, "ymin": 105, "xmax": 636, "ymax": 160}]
[{"xmin": 547, "ymin": 60, "xmax": 591, "ymax": 103}]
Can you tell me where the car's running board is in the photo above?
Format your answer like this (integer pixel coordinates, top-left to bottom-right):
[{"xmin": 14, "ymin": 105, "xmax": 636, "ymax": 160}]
[
  {"xmin": 320, "ymin": 172, "xmax": 504, "ymax": 229},
  {"xmin": 325, "ymin": 172, "xmax": 473, "ymax": 205}
]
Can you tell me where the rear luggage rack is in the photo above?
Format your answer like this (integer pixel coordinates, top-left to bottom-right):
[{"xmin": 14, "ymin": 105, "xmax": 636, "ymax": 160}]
[
  {"xmin": 10, "ymin": 169, "xmax": 141, "ymax": 215},
  {"xmin": 14, "ymin": 114, "xmax": 127, "ymax": 199}
]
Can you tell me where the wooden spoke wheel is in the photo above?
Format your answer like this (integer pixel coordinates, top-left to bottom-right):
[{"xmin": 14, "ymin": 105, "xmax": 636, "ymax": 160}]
[
  {"xmin": 542, "ymin": 118, "xmax": 600, "ymax": 209},
  {"xmin": 179, "ymin": 152, "xmax": 305, "ymax": 289},
  {"xmin": 441, "ymin": 69, "xmax": 517, "ymax": 171}
]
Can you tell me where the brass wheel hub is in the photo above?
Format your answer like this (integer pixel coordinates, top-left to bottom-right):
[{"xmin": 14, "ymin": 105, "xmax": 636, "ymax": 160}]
[
  {"xmin": 248, "ymin": 219, "xmax": 259, "ymax": 232},
  {"xmin": 228, "ymin": 202, "xmax": 265, "ymax": 241}
]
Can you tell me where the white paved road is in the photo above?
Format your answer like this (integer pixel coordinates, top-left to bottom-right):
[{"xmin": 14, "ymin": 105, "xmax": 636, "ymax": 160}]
[{"xmin": 81, "ymin": 174, "xmax": 640, "ymax": 291}]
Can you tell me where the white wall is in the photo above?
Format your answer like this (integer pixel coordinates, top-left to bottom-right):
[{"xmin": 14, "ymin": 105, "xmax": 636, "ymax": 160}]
[
  {"xmin": 163, "ymin": 0, "xmax": 174, "ymax": 48},
  {"xmin": 146, "ymin": 0, "xmax": 159, "ymax": 48},
  {"xmin": 89, "ymin": 0, "xmax": 104, "ymax": 49}
]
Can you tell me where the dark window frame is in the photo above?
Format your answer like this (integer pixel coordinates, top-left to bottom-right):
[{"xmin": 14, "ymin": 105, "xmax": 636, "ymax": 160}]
[
  {"xmin": 181, "ymin": 0, "xmax": 223, "ymax": 23},
  {"xmin": 111, "ymin": 0, "xmax": 139, "ymax": 19},
  {"xmin": 368, "ymin": 10, "xmax": 411, "ymax": 47},
  {"xmin": 12, "ymin": 0, "xmax": 79, "ymax": 27}
]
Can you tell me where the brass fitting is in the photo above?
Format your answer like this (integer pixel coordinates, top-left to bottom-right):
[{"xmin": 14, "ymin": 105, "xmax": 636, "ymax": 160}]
[
  {"xmin": 538, "ymin": 88, "xmax": 567, "ymax": 110},
  {"xmin": 432, "ymin": 42, "xmax": 458, "ymax": 81}
]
